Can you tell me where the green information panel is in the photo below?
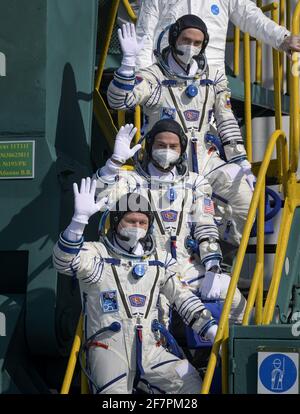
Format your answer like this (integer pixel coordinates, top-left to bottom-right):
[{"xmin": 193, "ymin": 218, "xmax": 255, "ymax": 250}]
[{"xmin": 0, "ymin": 140, "xmax": 35, "ymax": 179}]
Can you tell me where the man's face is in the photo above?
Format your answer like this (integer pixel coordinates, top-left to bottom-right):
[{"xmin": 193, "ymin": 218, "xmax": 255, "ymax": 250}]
[
  {"xmin": 176, "ymin": 28, "xmax": 205, "ymax": 48},
  {"xmin": 152, "ymin": 132, "xmax": 181, "ymax": 155},
  {"xmin": 117, "ymin": 212, "xmax": 149, "ymax": 231}
]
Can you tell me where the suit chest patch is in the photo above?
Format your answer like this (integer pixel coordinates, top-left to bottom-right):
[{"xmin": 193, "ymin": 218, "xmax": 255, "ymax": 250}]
[
  {"xmin": 100, "ymin": 290, "xmax": 119, "ymax": 313},
  {"xmin": 161, "ymin": 210, "xmax": 178, "ymax": 222},
  {"xmin": 129, "ymin": 294, "xmax": 147, "ymax": 307}
]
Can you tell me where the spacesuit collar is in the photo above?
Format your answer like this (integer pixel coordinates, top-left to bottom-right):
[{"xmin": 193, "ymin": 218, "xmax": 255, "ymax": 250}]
[
  {"xmin": 148, "ymin": 162, "xmax": 178, "ymax": 181},
  {"xmin": 168, "ymin": 52, "xmax": 198, "ymax": 77},
  {"xmin": 114, "ymin": 234, "xmax": 145, "ymax": 256}
]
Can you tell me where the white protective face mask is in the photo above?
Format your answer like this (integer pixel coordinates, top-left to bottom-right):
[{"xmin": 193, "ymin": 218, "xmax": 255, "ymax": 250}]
[
  {"xmin": 176, "ymin": 44, "xmax": 202, "ymax": 65},
  {"xmin": 118, "ymin": 226, "xmax": 147, "ymax": 248},
  {"xmin": 152, "ymin": 148, "xmax": 180, "ymax": 169}
]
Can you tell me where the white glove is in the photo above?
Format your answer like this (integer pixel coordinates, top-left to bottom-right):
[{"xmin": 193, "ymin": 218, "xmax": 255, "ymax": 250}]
[
  {"xmin": 118, "ymin": 23, "xmax": 145, "ymax": 67},
  {"xmin": 238, "ymin": 159, "xmax": 256, "ymax": 192},
  {"xmin": 280, "ymin": 35, "xmax": 300, "ymax": 58},
  {"xmin": 200, "ymin": 272, "xmax": 231, "ymax": 300},
  {"xmin": 203, "ymin": 325, "xmax": 222, "ymax": 357},
  {"xmin": 112, "ymin": 124, "xmax": 141, "ymax": 164},
  {"xmin": 200, "ymin": 271, "xmax": 222, "ymax": 300},
  {"xmin": 204, "ymin": 324, "xmax": 218, "ymax": 343},
  {"xmin": 72, "ymin": 177, "xmax": 108, "ymax": 224}
]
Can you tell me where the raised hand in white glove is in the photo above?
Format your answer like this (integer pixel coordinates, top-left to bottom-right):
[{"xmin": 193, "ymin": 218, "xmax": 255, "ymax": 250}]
[
  {"xmin": 238, "ymin": 159, "xmax": 256, "ymax": 192},
  {"xmin": 118, "ymin": 23, "xmax": 145, "ymax": 67},
  {"xmin": 112, "ymin": 123, "xmax": 141, "ymax": 164},
  {"xmin": 73, "ymin": 177, "xmax": 108, "ymax": 224}
]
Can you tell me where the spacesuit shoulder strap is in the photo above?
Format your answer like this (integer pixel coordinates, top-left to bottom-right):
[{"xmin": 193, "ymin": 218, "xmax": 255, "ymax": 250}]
[
  {"xmin": 144, "ymin": 252, "xmax": 161, "ymax": 319},
  {"xmin": 111, "ymin": 264, "xmax": 132, "ymax": 319},
  {"xmin": 166, "ymin": 84, "xmax": 188, "ymax": 133}
]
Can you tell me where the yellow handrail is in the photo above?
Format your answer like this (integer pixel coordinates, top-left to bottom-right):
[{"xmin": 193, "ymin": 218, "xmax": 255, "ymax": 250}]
[
  {"xmin": 286, "ymin": 0, "xmax": 291, "ymax": 95},
  {"xmin": 272, "ymin": 5, "xmax": 284, "ymax": 185},
  {"xmin": 60, "ymin": 315, "xmax": 83, "ymax": 394},
  {"xmin": 134, "ymin": 105, "xmax": 141, "ymax": 143},
  {"xmin": 122, "ymin": 0, "xmax": 137, "ymax": 23},
  {"xmin": 201, "ymin": 129, "xmax": 288, "ymax": 394},
  {"xmin": 279, "ymin": 0, "xmax": 285, "ymax": 92},
  {"xmin": 256, "ymin": 0, "xmax": 263, "ymax": 84},
  {"xmin": 290, "ymin": 1, "xmax": 300, "ymax": 173},
  {"xmin": 254, "ymin": 179, "xmax": 265, "ymax": 325},
  {"xmin": 95, "ymin": 0, "xmax": 120, "ymax": 91},
  {"xmin": 243, "ymin": 32, "xmax": 252, "ymax": 161},
  {"xmin": 233, "ymin": 27, "xmax": 240, "ymax": 77}
]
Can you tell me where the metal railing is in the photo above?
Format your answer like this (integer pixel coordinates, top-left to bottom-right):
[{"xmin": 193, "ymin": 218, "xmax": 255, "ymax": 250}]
[
  {"xmin": 93, "ymin": 0, "xmax": 140, "ymax": 149},
  {"xmin": 235, "ymin": 2, "xmax": 283, "ymax": 162},
  {"xmin": 201, "ymin": 129, "xmax": 288, "ymax": 393},
  {"xmin": 60, "ymin": 315, "xmax": 89, "ymax": 394},
  {"xmin": 202, "ymin": 1, "xmax": 300, "ymax": 394}
]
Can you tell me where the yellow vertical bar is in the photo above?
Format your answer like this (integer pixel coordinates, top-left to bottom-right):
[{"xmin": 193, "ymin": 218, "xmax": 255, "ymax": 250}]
[
  {"xmin": 256, "ymin": 0, "xmax": 263, "ymax": 84},
  {"xmin": 242, "ymin": 262, "xmax": 263, "ymax": 325},
  {"xmin": 255, "ymin": 179, "xmax": 265, "ymax": 325},
  {"xmin": 234, "ymin": 27, "xmax": 240, "ymax": 77},
  {"xmin": 60, "ymin": 315, "xmax": 83, "ymax": 394},
  {"xmin": 244, "ymin": 32, "xmax": 253, "ymax": 161},
  {"xmin": 122, "ymin": 0, "xmax": 137, "ymax": 23},
  {"xmin": 263, "ymin": 201, "xmax": 294, "ymax": 324},
  {"xmin": 221, "ymin": 321, "xmax": 229, "ymax": 394},
  {"xmin": 272, "ymin": 6, "xmax": 283, "ymax": 185},
  {"xmin": 279, "ymin": 0, "xmax": 285, "ymax": 92},
  {"xmin": 134, "ymin": 105, "xmax": 141, "ymax": 144},
  {"xmin": 117, "ymin": 110, "xmax": 126, "ymax": 129},
  {"xmin": 290, "ymin": 3, "xmax": 300, "ymax": 173},
  {"xmin": 286, "ymin": 0, "xmax": 291, "ymax": 95},
  {"xmin": 95, "ymin": 0, "xmax": 121, "ymax": 91}
]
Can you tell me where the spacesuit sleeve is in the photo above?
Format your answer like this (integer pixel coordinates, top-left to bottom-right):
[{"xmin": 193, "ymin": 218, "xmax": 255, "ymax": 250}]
[
  {"xmin": 135, "ymin": 0, "xmax": 160, "ymax": 70},
  {"xmin": 229, "ymin": 0, "xmax": 289, "ymax": 50},
  {"xmin": 53, "ymin": 234, "xmax": 105, "ymax": 285},
  {"xmin": 213, "ymin": 72, "xmax": 247, "ymax": 163},
  {"xmin": 161, "ymin": 267, "xmax": 217, "ymax": 339},
  {"xmin": 192, "ymin": 177, "xmax": 222, "ymax": 268},
  {"xmin": 107, "ymin": 67, "xmax": 162, "ymax": 111}
]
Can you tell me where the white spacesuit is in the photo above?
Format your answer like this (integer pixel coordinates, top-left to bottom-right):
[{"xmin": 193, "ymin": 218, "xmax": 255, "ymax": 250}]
[
  {"xmin": 96, "ymin": 121, "xmax": 246, "ymax": 325},
  {"xmin": 107, "ymin": 18, "xmax": 254, "ymax": 247},
  {"xmin": 53, "ymin": 179, "xmax": 218, "ymax": 394},
  {"xmin": 135, "ymin": 0, "xmax": 291, "ymax": 71}
]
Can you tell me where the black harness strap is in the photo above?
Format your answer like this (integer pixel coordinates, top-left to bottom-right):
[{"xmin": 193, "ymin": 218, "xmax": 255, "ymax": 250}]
[
  {"xmin": 111, "ymin": 264, "xmax": 132, "ymax": 319},
  {"xmin": 145, "ymin": 253, "xmax": 161, "ymax": 319}
]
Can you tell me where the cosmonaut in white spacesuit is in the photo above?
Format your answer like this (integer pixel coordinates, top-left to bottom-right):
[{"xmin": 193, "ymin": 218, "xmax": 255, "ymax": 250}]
[
  {"xmin": 107, "ymin": 15, "xmax": 254, "ymax": 250},
  {"xmin": 95, "ymin": 120, "xmax": 246, "ymax": 325},
  {"xmin": 53, "ymin": 178, "xmax": 219, "ymax": 394},
  {"xmin": 135, "ymin": 0, "xmax": 300, "ymax": 71}
]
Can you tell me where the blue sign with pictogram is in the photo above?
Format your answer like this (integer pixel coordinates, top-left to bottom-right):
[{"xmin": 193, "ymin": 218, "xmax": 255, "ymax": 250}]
[{"xmin": 258, "ymin": 352, "xmax": 299, "ymax": 394}]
